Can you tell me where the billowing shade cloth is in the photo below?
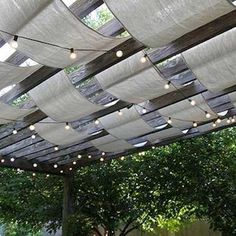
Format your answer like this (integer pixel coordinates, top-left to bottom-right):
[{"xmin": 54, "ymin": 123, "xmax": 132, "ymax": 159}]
[
  {"xmin": 91, "ymin": 134, "xmax": 133, "ymax": 152},
  {"xmin": 228, "ymin": 91, "xmax": 236, "ymax": 107},
  {"xmin": 147, "ymin": 128, "xmax": 183, "ymax": 143},
  {"xmin": 0, "ymin": 102, "xmax": 34, "ymax": 124},
  {"xmin": 183, "ymin": 28, "xmax": 236, "ymax": 92},
  {"xmin": 29, "ymin": 71, "xmax": 104, "ymax": 122},
  {"xmin": 99, "ymin": 106, "xmax": 154, "ymax": 139},
  {"xmin": 104, "ymin": 0, "xmax": 234, "ymax": 48},
  {"xmin": 158, "ymin": 94, "xmax": 215, "ymax": 129},
  {"xmin": 35, "ymin": 118, "xmax": 89, "ymax": 146},
  {"xmin": 0, "ymin": 0, "xmax": 124, "ymax": 68},
  {"xmin": 95, "ymin": 51, "xmax": 176, "ymax": 103},
  {"xmin": 0, "ymin": 62, "xmax": 41, "ymax": 90}
]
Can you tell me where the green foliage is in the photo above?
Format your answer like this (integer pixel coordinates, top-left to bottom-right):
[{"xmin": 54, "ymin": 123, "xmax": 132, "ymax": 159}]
[{"xmin": 0, "ymin": 127, "xmax": 235, "ymax": 235}]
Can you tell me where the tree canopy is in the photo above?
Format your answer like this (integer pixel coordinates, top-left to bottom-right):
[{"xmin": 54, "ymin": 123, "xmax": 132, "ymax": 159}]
[{"xmin": 0, "ymin": 127, "xmax": 235, "ymax": 235}]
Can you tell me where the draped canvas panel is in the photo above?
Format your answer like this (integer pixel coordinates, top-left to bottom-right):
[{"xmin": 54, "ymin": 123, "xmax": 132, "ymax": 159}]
[
  {"xmin": 228, "ymin": 91, "xmax": 236, "ymax": 107},
  {"xmin": 99, "ymin": 106, "xmax": 154, "ymax": 140},
  {"xmin": 104, "ymin": 0, "xmax": 234, "ymax": 48},
  {"xmin": 96, "ymin": 51, "xmax": 176, "ymax": 103},
  {"xmin": 0, "ymin": 0, "xmax": 124, "ymax": 68},
  {"xmin": 147, "ymin": 128, "xmax": 183, "ymax": 143},
  {"xmin": 158, "ymin": 95, "xmax": 215, "ymax": 129},
  {"xmin": 91, "ymin": 134, "xmax": 133, "ymax": 152},
  {"xmin": 197, "ymin": 119, "xmax": 227, "ymax": 133},
  {"xmin": 183, "ymin": 28, "xmax": 236, "ymax": 92},
  {"xmin": 29, "ymin": 71, "xmax": 104, "ymax": 122},
  {"xmin": 0, "ymin": 102, "xmax": 34, "ymax": 124},
  {"xmin": 35, "ymin": 118, "xmax": 89, "ymax": 146},
  {"xmin": 0, "ymin": 62, "xmax": 41, "ymax": 90}
]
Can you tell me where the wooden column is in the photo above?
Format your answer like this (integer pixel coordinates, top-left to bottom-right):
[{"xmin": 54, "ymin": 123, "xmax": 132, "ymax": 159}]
[{"xmin": 62, "ymin": 175, "xmax": 75, "ymax": 236}]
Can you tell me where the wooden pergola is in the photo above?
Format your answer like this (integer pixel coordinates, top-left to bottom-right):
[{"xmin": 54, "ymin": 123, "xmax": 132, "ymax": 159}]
[{"xmin": 0, "ymin": 1, "xmax": 235, "ymax": 234}]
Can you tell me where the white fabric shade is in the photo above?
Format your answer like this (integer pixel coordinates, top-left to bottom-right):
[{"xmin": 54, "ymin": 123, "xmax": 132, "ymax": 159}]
[
  {"xmin": 96, "ymin": 51, "xmax": 176, "ymax": 103},
  {"xmin": 99, "ymin": 106, "xmax": 154, "ymax": 139},
  {"xmin": 91, "ymin": 134, "xmax": 133, "ymax": 152},
  {"xmin": 147, "ymin": 128, "xmax": 183, "ymax": 143},
  {"xmin": 0, "ymin": 62, "xmax": 41, "ymax": 90},
  {"xmin": 0, "ymin": 102, "xmax": 34, "ymax": 124},
  {"xmin": 0, "ymin": 0, "xmax": 124, "ymax": 68},
  {"xmin": 197, "ymin": 119, "xmax": 227, "ymax": 133},
  {"xmin": 183, "ymin": 28, "xmax": 236, "ymax": 92},
  {"xmin": 158, "ymin": 94, "xmax": 215, "ymax": 129},
  {"xmin": 29, "ymin": 71, "xmax": 104, "ymax": 122},
  {"xmin": 35, "ymin": 118, "xmax": 89, "ymax": 145},
  {"xmin": 104, "ymin": 0, "xmax": 234, "ymax": 48}
]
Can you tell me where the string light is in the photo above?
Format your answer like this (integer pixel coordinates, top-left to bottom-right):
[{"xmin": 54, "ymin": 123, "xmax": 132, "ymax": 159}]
[
  {"xmin": 216, "ymin": 117, "xmax": 221, "ymax": 123},
  {"xmin": 60, "ymin": 170, "xmax": 64, "ymax": 173},
  {"xmin": 10, "ymin": 158, "xmax": 15, "ymax": 162},
  {"xmin": 1, "ymin": 159, "xmax": 5, "ymax": 163},
  {"xmin": 32, "ymin": 173, "xmax": 36, "ymax": 176},
  {"xmin": 33, "ymin": 163, "xmax": 37, "ymax": 168},
  {"xmin": 73, "ymin": 161, "xmax": 77, "ymax": 165},
  {"xmin": 13, "ymin": 128, "xmax": 17, "ymax": 134},
  {"xmin": 100, "ymin": 157, "xmax": 104, "ymax": 162},
  {"xmin": 116, "ymin": 50, "xmax": 123, "ymax": 58},
  {"xmin": 29, "ymin": 124, "xmax": 35, "ymax": 131},
  {"xmin": 167, "ymin": 117, "xmax": 172, "ymax": 124},
  {"xmin": 46, "ymin": 174, "xmax": 50, "ymax": 178},
  {"xmin": 78, "ymin": 154, "xmax": 82, "ymax": 159},
  {"xmin": 65, "ymin": 122, "xmax": 70, "ymax": 130},
  {"xmin": 205, "ymin": 112, "xmax": 211, "ymax": 119},
  {"xmin": 88, "ymin": 155, "xmax": 92, "ymax": 159},
  {"xmin": 193, "ymin": 121, "xmax": 198, "ymax": 127},
  {"xmin": 118, "ymin": 110, "xmax": 123, "ymax": 116},
  {"xmin": 95, "ymin": 119, "xmax": 99, "ymax": 125},
  {"xmin": 102, "ymin": 152, "xmax": 105, "ymax": 156},
  {"xmin": 69, "ymin": 167, "xmax": 73, "ymax": 171},
  {"xmin": 189, "ymin": 99, "xmax": 196, "ymax": 106},
  {"xmin": 212, "ymin": 122, "xmax": 217, "ymax": 127},
  {"xmin": 140, "ymin": 55, "xmax": 147, "ymax": 63},
  {"xmin": 10, "ymin": 35, "xmax": 18, "ymax": 48},
  {"xmin": 164, "ymin": 81, "xmax": 171, "ymax": 90},
  {"xmin": 142, "ymin": 108, "xmax": 147, "ymax": 114},
  {"xmin": 54, "ymin": 146, "xmax": 59, "ymax": 151},
  {"xmin": 31, "ymin": 134, "xmax": 36, "ymax": 139},
  {"xmin": 53, "ymin": 164, "xmax": 58, "ymax": 169},
  {"xmin": 120, "ymin": 156, "xmax": 125, "ymax": 160},
  {"xmin": 152, "ymin": 146, "xmax": 155, "ymax": 149},
  {"xmin": 232, "ymin": 117, "xmax": 235, "ymax": 123},
  {"xmin": 227, "ymin": 118, "xmax": 231, "ymax": 124},
  {"xmin": 70, "ymin": 48, "xmax": 77, "ymax": 59}
]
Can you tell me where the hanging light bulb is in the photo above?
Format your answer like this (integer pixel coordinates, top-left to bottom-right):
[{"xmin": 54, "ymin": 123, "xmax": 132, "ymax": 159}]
[
  {"xmin": 193, "ymin": 121, "xmax": 198, "ymax": 127},
  {"xmin": 118, "ymin": 110, "xmax": 123, "ymax": 116},
  {"xmin": 29, "ymin": 124, "xmax": 35, "ymax": 131},
  {"xmin": 100, "ymin": 157, "xmax": 104, "ymax": 162},
  {"xmin": 10, "ymin": 35, "xmax": 18, "ymax": 48},
  {"xmin": 32, "ymin": 173, "xmax": 36, "ymax": 176},
  {"xmin": 73, "ymin": 161, "xmax": 77, "ymax": 165},
  {"xmin": 142, "ymin": 108, "xmax": 147, "ymax": 114},
  {"xmin": 54, "ymin": 164, "xmax": 58, "ymax": 169},
  {"xmin": 46, "ymin": 174, "xmax": 50, "ymax": 178},
  {"xmin": 212, "ymin": 122, "xmax": 217, "ymax": 127},
  {"xmin": 54, "ymin": 146, "xmax": 59, "ymax": 151},
  {"xmin": 95, "ymin": 119, "xmax": 99, "ymax": 125},
  {"xmin": 10, "ymin": 158, "xmax": 15, "ymax": 162},
  {"xmin": 65, "ymin": 122, "xmax": 70, "ymax": 130},
  {"xmin": 70, "ymin": 48, "xmax": 77, "ymax": 59},
  {"xmin": 60, "ymin": 170, "xmax": 64, "ymax": 173},
  {"xmin": 216, "ymin": 117, "xmax": 221, "ymax": 123},
  {"xmin": 13, "ymin": 128, "xmax": 17, "ymax": 134},
  {"xmin": 227, "ymin": 118, "xmax": 231, "ymax": 124},
  {"xmin": 78, "ymin": 154, "xmax": 82, "ymax": 159},
  {"xmin": 140, "ymin": 55, "xmax": 147, "ymax": 63},
  {"xmin": 102, "ymin": 152, "xmax": 105, "ymax": 156},
  {"xmin": 33, "ymin": 163, "xmax": 37, "ymax": 168},
  {"xmin": 205, "ymin": 112, "xmax": 211, "ymax": 119},
  {"xmin": 31, "ymin": 134, "xmax": 36, "ymax": 139},
  {"xmin": 88, "ymin": 155, "xmax": 92, "ymax": 159},
  {"xmin": 167, "ymin": 117, "xmax": 172, "ymax": 124},
  {"xmin": 231, "ymin": 117, "xmax": 235, "ymax": 123},
  {"xmin": 189, "ymin": 99, "xmax": 196, "ymax": 106},
  {"xmin": 69, "ymin": 167, "xmax": 73, "ymax": 171},
  {"xmin": 116, "ymin": 50, "xmax": 123, "ymax": 58},
  {"xmin": 1, "ymin": 159, "xmax": 5, "ymax": 163},
  {"xmin": 164, "ymin": 81, "xmax": 171, "ymax": 90}
]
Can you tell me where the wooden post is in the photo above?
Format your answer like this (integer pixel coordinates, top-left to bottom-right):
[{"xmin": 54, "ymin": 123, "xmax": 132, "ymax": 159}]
[{"xmin": 62, "ymin": 174, "xmax": 75, "ymax": 236}]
